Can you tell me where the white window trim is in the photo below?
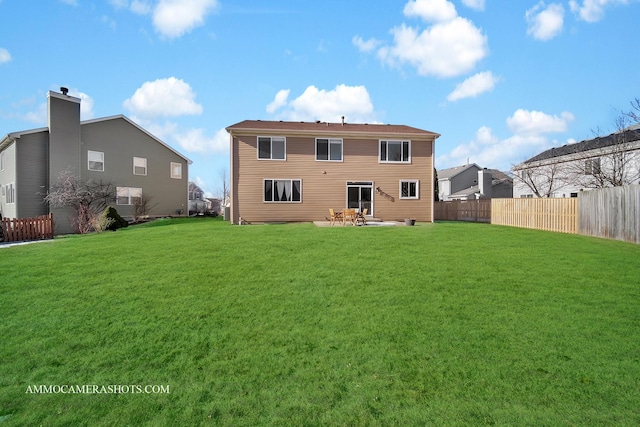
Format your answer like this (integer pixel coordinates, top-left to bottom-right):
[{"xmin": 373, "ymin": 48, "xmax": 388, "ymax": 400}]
[
  {"xmin": 315, "ymin": 138, "xmax": 343, "ymax": 162},
  {"xmin": 379, "ymin": 140, "xmax": 411, "ymax": 163},
  {"xmin": 116, "ymin": 187, "xmax": 142, "ymax": 205},
  {"xmin": 257, "ymin": 136, "xmax": 287, "ymax": 161},
  {"xmin": 170, "ymin": 162, "xmax": 182, "ymax": 179},
  {"xmin": 133, "ymin": 157, "xmax": 147, "ymax": 176},
  {"xmin": 88, "ymin": 150, "xmax": 105, "ymax": 172},
  {"xmin": 399, "ymin": 180, "xmax": 420, "ymax": 199},
  {"xmin": 0, "ymin": 151, "xmax": 4, "ymax": 171},
  {"xmin": 263, "ymin": 178, "xmax": 302, "ymax": 203}
]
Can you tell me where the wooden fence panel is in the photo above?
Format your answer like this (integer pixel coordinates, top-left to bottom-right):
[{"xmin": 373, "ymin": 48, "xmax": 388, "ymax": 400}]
[
  {"xmin": 1, "ymin": 214, "xmax": 54, "ymax": 242},
  {"xmin": 491, "ymin": 198, "xmax": 578, "ymax": 234},
  {"xmin": 434, "ymin": 200, "xmax": 491, "ymax": 223},
  {"xmin": 578, "ymin": 185, "xmax": 640, "ymax": 244}
]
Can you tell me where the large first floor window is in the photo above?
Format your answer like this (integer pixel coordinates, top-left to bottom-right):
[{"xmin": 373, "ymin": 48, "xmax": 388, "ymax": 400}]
[
  {"xmin": 264, "ymin": 179, "xmax": 301, "ymax": 202},
  {"xmin": 400, "ymin": 180, "xmax": 419, "ymax": 199},
  {"xmin": 117, "ymin": 187, "xmax": 142, "ymax": 205},
  {"xmin": 258, "ymin": 136, "xmax": 286, "ymax": 160},
  {"xmin": 380, "ymin": 140, "xmax": 410, "ymax": 163}
]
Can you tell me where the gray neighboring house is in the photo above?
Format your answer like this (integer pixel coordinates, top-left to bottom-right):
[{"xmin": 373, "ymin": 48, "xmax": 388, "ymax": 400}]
[
  {"xmin": 438, "ymin": 163, "xmax": 513, "ymax": 201},
  {"xmin": 188, "ymin": 181, "xmax": 207, "ymax": 215},
  {"xmin": 513, "ymin": 127, "xmax": 640, "ymax": 198},
  {"xmin": 0, "ymin": 88, "xmax": 191, "ymax": 234}
]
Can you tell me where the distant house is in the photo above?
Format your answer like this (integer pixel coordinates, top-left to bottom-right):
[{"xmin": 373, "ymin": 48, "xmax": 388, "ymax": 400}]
[
  {"xmin": 0, "ymin": 88, "xmax": 191, "ymax": 234},
  {"xmin": 226, "ymin": 119, "xmax": 440, "ymax": 224},
  {"xmin": 438, "ymin": 163, "xmax": 513, "ymax": 201},
  {"xmin": 188, "ymin": 182, "xmax": 207, "ymax": 215},
  {"xmin": 512, "ymin": 127, "xmax": 640, "ymax": 198}
]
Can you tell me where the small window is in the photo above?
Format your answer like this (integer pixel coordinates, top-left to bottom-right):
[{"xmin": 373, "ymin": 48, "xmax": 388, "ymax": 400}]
[
  {"xmin": 258, "ymin": 137, "xmax": 286, "ymax": 160},
  {"xmin": 88, "ymin": 150, "xmax": 104, "ymax": 171},
  {"xmin": 400, "ymin": 180, "xmax": 419, "ymax": 199},
  {"xmin": 133, "ymin": 157, "xmax": 147, "ymax": 176},
  {"xmin": 380, "ymin": 140, "xmax": 410, "ymax": 163},
  {"xmin": 0, "ymin": 151, "xmax": 4, "ymax": 171},
  {"xmin": 316, "ymin": 138, "xmax": 343, "ymax": 161},
  {"xmin": 5, "ymin": 183, "xmax": 15, "ymax": 204},
  {"xmin": 584, "ymin": 158, "xmax": 601, "ymax": 175},
  {"xmin": 171, "ymin": 162, "xmax": 182, "ymax": 179},
  {"xmin": 264, "ymin": 179, "xmax": 301, "ymax": 202},
  {"xmin": 116, "ymin": 187, "xmax": 142, "ymax": 205}
]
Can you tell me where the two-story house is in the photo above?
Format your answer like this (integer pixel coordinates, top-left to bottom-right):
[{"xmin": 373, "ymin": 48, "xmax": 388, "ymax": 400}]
[
  {"xmin": 512, "ymin": 126, "xmax": 640, "ymax": 198},
  {"xmin": 225, "ymin": 119, "xmax": 440, "ymax": 224},
  {"xmin": 438, "ymin": 163, "xmax": 513, "ymax": 201},
  {"xmin": 0, "ymin": 88, "xmax": 191, "ymax": 234}
]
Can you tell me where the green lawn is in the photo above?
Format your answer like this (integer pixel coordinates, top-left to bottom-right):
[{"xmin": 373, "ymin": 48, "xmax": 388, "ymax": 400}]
[{"xmin": 1, "ymin": 218, "xmax": 639, "ymax": 426}]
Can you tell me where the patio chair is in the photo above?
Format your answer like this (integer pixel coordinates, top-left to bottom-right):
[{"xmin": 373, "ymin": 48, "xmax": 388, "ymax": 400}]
[
  {"xmin": 329, "ymin": 209, "xmax": 343, "ymax": 225},
  {"xmin": 343, "ymin": 209, "xmax": 357, "ymax": 226},
  {"xmin": 355, "ymin": 208, "xmax": 368, "ymax": 225}
]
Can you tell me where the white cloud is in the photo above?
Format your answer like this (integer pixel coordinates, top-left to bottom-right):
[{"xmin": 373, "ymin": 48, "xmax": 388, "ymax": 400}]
[
  {"xmin": 174, "ymin": 127, "xmax": 228, "ymax": 154},
  {"xmin": 461, "ymin": 0, "xmax": 485, "ymax": 11},
  {"xmin": 377, "ymin": 18, "xmax": 488, "ymax": 78},
  {"xmin": 153, "ymin": 0, "xmax": 219, "ymax": 38},
  {"xmin": 359, "ymin": 0, "xmax": 488, "ymax": 78},
  {"xmin": 506, "ymin": 109, "xmax": 574, "ymax": 136},
  {"xmin": 109, "ymin": 0, "xmax": 217, "ymax": 38},
  {"xmin": 267, "ymin": 84, "xmax": 377, "ymax": 123},
  {"xmin": 526, "ymin": 2, "xmax": 565, "ymax": 41},
  {"xmin": 69, "ymin": 89, "xmax": 95, "ymax": 120},
  {"xmin": 403, "ymin": 0, "xmax": 458, "ymax": 23},
  {"xmin": 0, "ymin": 47, "xmax": 11, "ymax": 64},
  {"xmin": 123, "ymin": 77, "xmax": 203, "ymax": 119},
  {"xmin": 569, "ymin": 0, "xmax": 629, "ymax": 22},
  {"xmin": 352, "ymin": 36, "xmax": 381, "ymax": 53},
  {"xmin": 447, "ymin": 71, "xmax": 499, "ymax": 102},
  {"xmin": 437, "ymin": 109, "xmax": 576, "ymax": 170},
  {"xmin": 266, "ymin": 89, "xmax": 290, "ymax": 114}
]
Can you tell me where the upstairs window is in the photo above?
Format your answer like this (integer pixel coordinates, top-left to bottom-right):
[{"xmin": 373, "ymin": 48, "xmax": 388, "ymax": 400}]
[
  {"xmin": 400, "ymin": 180, "xmax": 419, "ymax": 199},
  {"xmin": 171, "ymin": 162, "xmax": 182, "ymax": 179},
  {"xmin": 264, "ymin": 179, "xmax": 301, "ymax": 202},
  {"xmin": 380, "ymin": 140, "xmax": 410, "ymax": 163},
  {"xmin": 584, "ymin": 158, "xmax": 601, "ymax": 175},
  {"xmin": 133, "ymin": 157, "xmax": 147, "ymax": 176},
  {"xmin": 258, "ymin": 136, "xmax": 286, "ymax": 160},
  {"xmin": 316, "ymin": 138, "xmax": 343, "ymax": 161},
  {"xmin": 1, "ymin": 151, "xmax": 4, "ymax": 171},
  {"xmin": 88, "ymin": 150, "xmax": 104, "ymax": 171}
]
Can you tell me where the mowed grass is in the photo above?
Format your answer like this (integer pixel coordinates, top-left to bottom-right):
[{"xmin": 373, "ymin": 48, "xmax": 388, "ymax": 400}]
[{"xmin": 1, "ymin": 217, "xmax": 639, "ymax": 426}]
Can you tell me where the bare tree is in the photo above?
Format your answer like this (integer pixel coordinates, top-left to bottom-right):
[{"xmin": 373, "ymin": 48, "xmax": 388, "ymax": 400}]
[
  {"xmin": 564, "ymin": 103, "xmax": 640, "ymax": 189},
  {"xmin": 44, "ymin": 171, "xmax": 115, "ymax": 233},
  {"xmin": 132, "ymin": 193, "xmax": 157, "ymax": 222},
  {"xmin": 512, "ymin": 162, "xmax": 565, "ymax": 198},
  {"xmin": 218, "ymin": 168, "xmax": 230, "ymax": 207}
]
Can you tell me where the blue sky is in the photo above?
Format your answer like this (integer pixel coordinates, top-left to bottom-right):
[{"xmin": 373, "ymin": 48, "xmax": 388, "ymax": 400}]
[{"xmin": 1, "ymin": 0, "xmax": 639, "ymax": 197}]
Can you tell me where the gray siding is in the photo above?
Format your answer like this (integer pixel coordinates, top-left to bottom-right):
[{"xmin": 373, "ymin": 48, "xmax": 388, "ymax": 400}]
[
  {"xmin": 0, "ymin": 142, "xmax": 17, "ymax": 218},
  {"xmin": 16, "ymin": 131, "xmax": 49, "ymax": 218},
  {"xmin": 80, "ymin": 118, "xmax": 188, "ymax": 218}
]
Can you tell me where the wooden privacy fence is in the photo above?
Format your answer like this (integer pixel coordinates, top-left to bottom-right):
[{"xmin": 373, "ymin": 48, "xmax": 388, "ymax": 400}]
[
  {"xmin": 491, "ymin": 198, "xmax": 578, "ymax": 234},
  {"xmin": 578, "ymin": 185, "xmax": 640, "ymax": 244},
  {"xmin": 434, "ymin": 200, "xmax": 491, "ymax": 223},
  {"xmin": 1, "ymin": 214, "xmax": 54, "ymax": 242}
]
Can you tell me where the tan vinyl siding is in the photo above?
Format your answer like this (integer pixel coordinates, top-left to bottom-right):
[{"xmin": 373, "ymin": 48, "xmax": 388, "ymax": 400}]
[{"xmin": 232, "ymin": 134, "xmax": 434, "ymax": 223}]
